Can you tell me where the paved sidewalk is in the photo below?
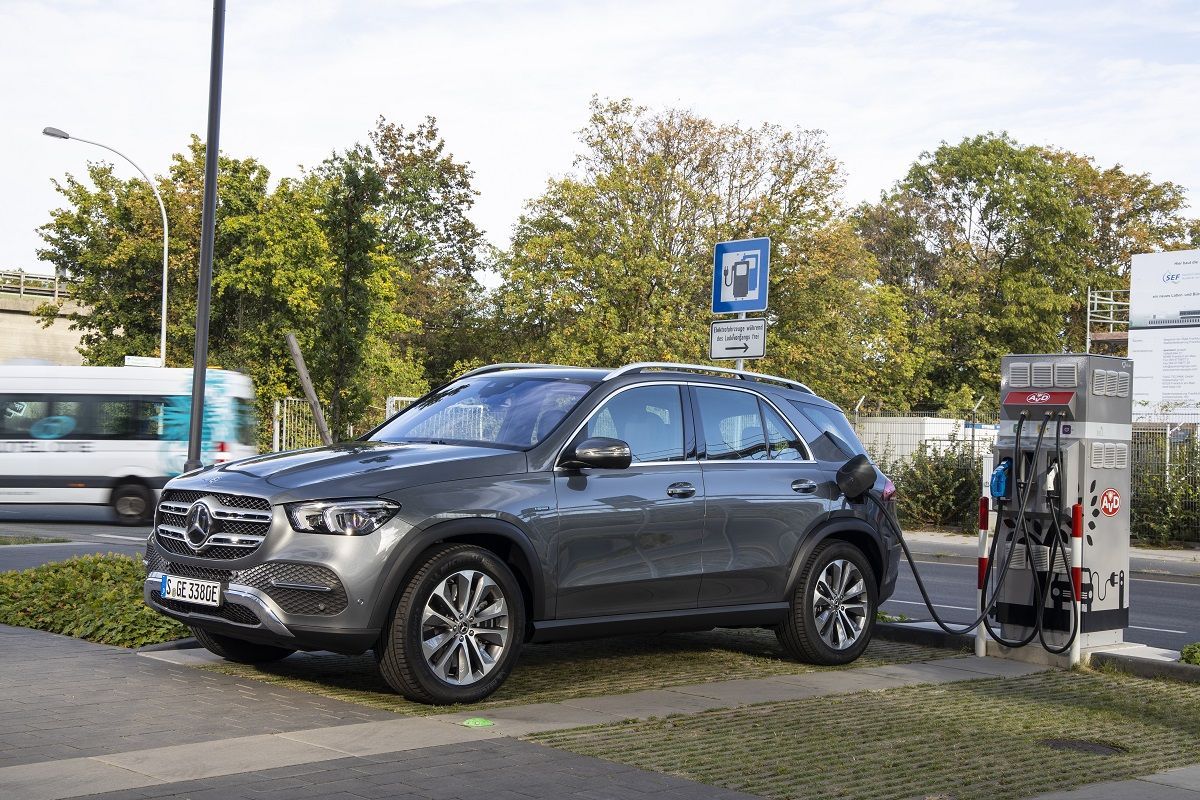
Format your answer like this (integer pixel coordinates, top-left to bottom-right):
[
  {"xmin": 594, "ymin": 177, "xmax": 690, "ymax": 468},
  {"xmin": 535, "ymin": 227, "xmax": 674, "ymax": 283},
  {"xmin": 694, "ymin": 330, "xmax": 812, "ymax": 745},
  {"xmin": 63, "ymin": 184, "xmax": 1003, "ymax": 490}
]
[
  {"xmin": 4, "ymin": 623, "xmax": 1196, "ymax": 800},
  {"xmin": 1033, "ymin": 765, "xmax": 1200, "ymax": 798},
  {"xmin": 905, "ymin": 528, "xmax": 1200, "ymax": 579},
  {"xmin": 1, "ymin": 624, "xmax": 1047, "ymax": 800}
]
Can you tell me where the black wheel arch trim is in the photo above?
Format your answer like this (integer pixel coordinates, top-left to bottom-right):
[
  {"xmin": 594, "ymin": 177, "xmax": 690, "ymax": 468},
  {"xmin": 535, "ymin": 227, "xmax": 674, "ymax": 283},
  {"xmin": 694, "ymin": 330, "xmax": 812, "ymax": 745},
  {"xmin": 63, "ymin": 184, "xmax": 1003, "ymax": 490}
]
[
  {"xmin": 785, "ymin": 512, "xmax": 888, "ymax": 597},
  {"xmin": 367, "ymin": 516, "xmax": 546, "ymax": 633}
]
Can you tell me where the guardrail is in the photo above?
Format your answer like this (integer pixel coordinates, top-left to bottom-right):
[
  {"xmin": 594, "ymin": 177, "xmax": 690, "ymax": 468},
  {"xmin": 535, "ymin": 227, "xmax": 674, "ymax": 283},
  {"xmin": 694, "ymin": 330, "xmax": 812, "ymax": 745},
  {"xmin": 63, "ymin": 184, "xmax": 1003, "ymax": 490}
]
[{"xmin": 0, "ymin": 270, "xmax": 75, "ymax": 299}]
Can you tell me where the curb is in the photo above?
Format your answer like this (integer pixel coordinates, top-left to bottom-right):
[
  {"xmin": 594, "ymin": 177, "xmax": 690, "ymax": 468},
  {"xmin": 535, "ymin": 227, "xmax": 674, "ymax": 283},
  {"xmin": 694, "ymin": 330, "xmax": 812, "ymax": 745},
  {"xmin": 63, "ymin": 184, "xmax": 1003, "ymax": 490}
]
[
  {"xmin": 136, "ymin": 637, "xmax": 201, "ymax": 652},
  {"xmin": 875, "ymin": 621, "xmax": 973, "ymax": 652},
  {"xmin": 1090, "ymin": 652, "xmax": 1200, "ymax": 684}
]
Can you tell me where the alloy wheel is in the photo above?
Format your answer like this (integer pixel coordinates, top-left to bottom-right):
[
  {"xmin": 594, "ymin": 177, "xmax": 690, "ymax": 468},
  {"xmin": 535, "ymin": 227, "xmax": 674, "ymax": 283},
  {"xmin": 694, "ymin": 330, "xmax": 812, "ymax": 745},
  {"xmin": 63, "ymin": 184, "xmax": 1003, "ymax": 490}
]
[
  {"xmin": 811, "ymin": 558, "xmax": 869, "ymax": 650},
  {"xmin": 420, "ymin": 569, "xmax": 509, "ymax": 686}
]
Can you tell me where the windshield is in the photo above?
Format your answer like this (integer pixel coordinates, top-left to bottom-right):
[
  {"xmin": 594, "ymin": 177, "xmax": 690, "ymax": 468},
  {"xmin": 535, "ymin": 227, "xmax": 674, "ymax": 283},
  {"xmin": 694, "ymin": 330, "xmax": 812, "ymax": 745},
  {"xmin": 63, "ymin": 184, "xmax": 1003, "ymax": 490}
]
[{"xmin": 372, "ymin": 376, "xmax": 596, "ymax": 449}]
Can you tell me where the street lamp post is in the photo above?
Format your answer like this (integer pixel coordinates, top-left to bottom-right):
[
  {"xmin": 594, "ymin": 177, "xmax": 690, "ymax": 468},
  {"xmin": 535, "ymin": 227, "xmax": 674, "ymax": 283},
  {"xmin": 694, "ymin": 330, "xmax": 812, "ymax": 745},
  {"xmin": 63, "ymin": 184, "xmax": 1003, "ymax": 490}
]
[{"xmin": 42, "ymin": 126, "xmax": 169, "ymax": 367}]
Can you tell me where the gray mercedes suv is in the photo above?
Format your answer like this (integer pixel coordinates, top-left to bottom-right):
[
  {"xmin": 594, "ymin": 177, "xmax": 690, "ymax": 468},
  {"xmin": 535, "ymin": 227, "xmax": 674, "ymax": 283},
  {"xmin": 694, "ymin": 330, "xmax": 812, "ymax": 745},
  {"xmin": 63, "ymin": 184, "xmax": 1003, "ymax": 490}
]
[{"xmin": 144, "ymin": 362, "xmax": 899, "ymax": 704}]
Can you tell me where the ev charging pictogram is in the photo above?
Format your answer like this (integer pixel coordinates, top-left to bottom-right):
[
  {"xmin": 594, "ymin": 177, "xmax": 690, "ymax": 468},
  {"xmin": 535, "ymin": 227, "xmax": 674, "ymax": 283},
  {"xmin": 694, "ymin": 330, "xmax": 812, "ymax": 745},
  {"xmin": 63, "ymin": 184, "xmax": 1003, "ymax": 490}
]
[{"xmin": 712, "ymin": 238, "xmax": 769, "ymax": 314}]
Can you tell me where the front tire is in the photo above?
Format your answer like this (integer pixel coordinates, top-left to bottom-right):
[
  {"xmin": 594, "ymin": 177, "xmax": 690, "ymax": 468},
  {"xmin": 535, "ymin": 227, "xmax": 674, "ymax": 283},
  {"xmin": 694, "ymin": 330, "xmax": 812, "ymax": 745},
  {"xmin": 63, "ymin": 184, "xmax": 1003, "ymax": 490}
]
[
  {"xmin": 190, "ymin": 627, "xmax": 295, "ymax": 663},
  {"xmin": 376, "ymin": 544, "xmax": 525, "ymax": 705},
  {"xmin": 111, "ymin": 482, "xmax": 154, "ymax": 526},
  {"xmin": 777, "ymin": 540, "xmax": 877, "ymax": 665}
]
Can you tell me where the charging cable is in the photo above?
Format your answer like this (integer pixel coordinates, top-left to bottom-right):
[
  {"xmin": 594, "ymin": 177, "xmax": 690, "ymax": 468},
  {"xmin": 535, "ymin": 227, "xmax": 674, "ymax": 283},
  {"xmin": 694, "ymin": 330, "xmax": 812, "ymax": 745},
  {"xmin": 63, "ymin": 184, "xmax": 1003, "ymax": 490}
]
[{"xmin": 863, "ymin": 411, "xmax": 1052, "ymax": 638}]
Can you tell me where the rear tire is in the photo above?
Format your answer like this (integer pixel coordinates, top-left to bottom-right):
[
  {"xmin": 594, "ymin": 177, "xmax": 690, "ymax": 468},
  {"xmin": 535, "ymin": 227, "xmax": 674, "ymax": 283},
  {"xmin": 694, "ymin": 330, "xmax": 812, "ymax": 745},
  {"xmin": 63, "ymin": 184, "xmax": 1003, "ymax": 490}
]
[
  {"xmin": 111, "ymin": 482, "xmax": 154, "ymax": 526},
  {"xmin": 191, "ymin": 627, "xmax": 295, "ymax": 664},
  {"xmin": 776, "ymin": 540, "xmax": 877, "ymax": 665},
  {"xmin": 376, "ymin": 544, "xmax": 525, "ymax": 705}
]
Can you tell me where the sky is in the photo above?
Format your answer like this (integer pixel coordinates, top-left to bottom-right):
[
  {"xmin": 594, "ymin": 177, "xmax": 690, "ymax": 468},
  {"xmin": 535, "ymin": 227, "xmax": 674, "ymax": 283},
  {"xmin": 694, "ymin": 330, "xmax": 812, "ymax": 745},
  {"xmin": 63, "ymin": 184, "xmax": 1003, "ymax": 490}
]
[{"xmin": 2, "ymin": 0, "xmax": 1198, "ymax": 275}]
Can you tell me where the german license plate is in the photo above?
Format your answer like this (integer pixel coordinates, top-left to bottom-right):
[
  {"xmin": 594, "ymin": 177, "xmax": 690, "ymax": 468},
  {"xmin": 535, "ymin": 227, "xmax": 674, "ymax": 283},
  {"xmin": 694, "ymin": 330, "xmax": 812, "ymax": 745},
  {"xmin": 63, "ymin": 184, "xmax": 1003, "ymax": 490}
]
[{"xmin": 159, "ymin": 574, "xmax": 222, "ymax": 607}]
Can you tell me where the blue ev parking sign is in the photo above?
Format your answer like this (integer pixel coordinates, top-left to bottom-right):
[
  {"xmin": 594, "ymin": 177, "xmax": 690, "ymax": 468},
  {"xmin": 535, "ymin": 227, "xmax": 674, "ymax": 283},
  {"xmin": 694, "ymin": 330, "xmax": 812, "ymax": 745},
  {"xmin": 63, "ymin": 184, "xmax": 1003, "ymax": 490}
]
[{"xmin": 712, "ymin": 237, "xmax": 770, "ymax": 314}]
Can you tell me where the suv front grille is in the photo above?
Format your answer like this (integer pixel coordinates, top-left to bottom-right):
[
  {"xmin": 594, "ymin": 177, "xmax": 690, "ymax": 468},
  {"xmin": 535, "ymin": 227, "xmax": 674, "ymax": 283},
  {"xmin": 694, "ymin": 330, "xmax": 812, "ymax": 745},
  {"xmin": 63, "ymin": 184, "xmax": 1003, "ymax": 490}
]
[{"xmin": 154, "ymin": 489, "xmax": 271, "ymax": 561}]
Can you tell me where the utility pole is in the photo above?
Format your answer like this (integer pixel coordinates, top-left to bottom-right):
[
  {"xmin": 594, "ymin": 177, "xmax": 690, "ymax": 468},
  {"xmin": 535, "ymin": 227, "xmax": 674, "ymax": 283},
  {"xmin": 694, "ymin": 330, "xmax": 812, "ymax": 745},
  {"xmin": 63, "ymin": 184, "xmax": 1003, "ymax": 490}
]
[{"xmin": 184, "ymin": 0, "xmax": 226, "ymax": 472}]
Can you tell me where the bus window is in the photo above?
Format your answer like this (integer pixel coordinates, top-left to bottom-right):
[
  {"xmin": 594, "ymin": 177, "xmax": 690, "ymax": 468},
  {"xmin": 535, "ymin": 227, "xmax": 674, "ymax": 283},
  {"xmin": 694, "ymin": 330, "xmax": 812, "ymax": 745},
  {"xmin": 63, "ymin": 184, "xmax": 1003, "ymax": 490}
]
[
  {"xmin": 135, "ymin": 399, "xmax": 166, "ymax": 439},
  {"xmin": 236, "ymin": 398, "xmax": 257, "ymax": 446},
  {"xmin": 0, "ymin": 399, "xmax": 51, "ymax": 438},
  {"xmin": 95, "ymin": 400, "xmax": 136, "ymax": 438}
]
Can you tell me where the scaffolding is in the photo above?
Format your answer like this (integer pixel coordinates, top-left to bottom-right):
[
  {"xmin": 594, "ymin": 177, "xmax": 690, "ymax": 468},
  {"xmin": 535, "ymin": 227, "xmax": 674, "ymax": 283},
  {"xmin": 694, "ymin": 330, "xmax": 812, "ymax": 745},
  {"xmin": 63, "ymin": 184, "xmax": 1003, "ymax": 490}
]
[{"xmin": 1086, "ymin": 287, "xmax": 1129, "ymax": 354}]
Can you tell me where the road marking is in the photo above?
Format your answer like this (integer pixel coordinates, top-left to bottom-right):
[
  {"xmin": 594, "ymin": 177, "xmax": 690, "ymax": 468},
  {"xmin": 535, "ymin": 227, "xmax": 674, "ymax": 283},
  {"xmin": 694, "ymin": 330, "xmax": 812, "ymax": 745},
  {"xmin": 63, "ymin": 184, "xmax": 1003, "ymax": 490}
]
[
  {"xmin": 1128, "ymin": 625, "xmax": 1189, "ymax": 634},
  {"xmin": 1133, "ymin": 577, "xmax": 1200, "ymax": 588},
  {"xmin": 94, "ymin": 534, "xmax": 147, "ymax": 542},
  {"xmin": 904, "ymin": 561, "xmax": 1200, "ymax": 588},
  {"xmin": 886, "ymin": 599, "xmax": 975, "ymax": 612}
]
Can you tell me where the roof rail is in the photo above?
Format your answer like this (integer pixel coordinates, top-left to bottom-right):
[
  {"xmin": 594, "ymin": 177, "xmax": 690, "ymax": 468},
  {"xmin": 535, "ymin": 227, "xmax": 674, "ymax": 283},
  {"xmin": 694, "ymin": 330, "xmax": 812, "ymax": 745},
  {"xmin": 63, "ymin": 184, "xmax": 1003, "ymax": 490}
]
[
  {"xmin": 605, "ymin": 362, "xmax": 814, "ymax": 394},
  {"xmin": 455, "ymin": 363, "xmax": 574, "ymax": 380}
]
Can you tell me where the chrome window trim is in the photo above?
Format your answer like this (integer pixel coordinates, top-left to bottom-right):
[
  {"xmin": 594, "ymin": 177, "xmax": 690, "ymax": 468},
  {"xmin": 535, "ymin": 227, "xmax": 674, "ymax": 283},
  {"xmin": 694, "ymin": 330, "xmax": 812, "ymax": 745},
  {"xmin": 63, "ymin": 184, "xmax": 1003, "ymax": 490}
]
[
  {"xmin": 553, "ymin": 380, "xmax": 816, "ymax": 471},
  {"xmin": 690, "ymin": 382, "xmax": 815, "ymax": 463},
  {"xmin": 554, "ymin": 381, "xmax": 695, "ymax": 470}
]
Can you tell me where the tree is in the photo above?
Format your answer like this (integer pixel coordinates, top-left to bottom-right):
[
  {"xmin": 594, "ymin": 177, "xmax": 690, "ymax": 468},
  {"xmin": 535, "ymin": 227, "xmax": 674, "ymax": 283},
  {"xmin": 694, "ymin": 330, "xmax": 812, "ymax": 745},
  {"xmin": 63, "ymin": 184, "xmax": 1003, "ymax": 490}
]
[
  {"xmin": 38, "ymin": 137, "xmax": 426, "ymax": 442},
  {"xmin": 38, "ymin": 137, "xmax": 270, "ymax": 367},
  {"xmin": 371, "ymin": 116, "xmax": 490, "ymax": 383},
  {"xmin": 494, "ymin": 98, "xmax": 916, "ymax": 407},
  {"xmin": 856, "ymin": 133, "xmax": 1197, "ymax": 410}
]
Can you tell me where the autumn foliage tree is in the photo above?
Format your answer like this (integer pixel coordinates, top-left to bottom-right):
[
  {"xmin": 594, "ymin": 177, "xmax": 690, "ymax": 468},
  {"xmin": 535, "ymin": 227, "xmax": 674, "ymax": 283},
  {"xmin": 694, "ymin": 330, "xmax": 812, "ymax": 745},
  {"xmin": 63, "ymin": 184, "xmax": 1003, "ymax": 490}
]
[{"xmin": 494, "ymin": 98, "xmax": 917, "ymax": 407}]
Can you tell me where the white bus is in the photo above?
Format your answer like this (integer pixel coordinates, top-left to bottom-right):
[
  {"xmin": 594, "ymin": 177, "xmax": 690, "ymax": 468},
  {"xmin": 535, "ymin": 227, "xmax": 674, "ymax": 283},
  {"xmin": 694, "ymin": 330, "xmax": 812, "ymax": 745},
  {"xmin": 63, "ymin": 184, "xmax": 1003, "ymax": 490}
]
[{"xmin": 0, "ymin": 366, "xmax": 257, "ymax": 524}]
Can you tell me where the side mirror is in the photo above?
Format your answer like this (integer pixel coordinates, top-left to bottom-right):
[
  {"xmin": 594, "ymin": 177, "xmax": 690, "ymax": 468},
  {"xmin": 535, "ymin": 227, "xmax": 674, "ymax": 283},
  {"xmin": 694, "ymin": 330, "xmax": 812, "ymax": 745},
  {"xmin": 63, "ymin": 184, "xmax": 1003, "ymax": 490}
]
[
  {"xmin": 560, "ymin": 437, "xmax": 633, "ymax": 470},
  {"xmin": 836, "ymin": 453, "xmax": 878, "ymax": 500}
]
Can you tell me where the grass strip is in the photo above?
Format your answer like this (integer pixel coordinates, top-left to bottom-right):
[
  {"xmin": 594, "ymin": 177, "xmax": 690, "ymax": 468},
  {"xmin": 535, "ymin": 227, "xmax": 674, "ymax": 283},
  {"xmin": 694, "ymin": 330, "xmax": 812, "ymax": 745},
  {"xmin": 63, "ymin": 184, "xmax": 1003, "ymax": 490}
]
[
  {"xmin": 530, "ymin": 669, "xmax": 1200, "ymax": 800},
  {"xmin": 0, "ymin": 535, "xmax": 71, "ymax": 545},
  {"xmin": 0, "ymin": 554, "xmax": 187, "ymax": 647},
  {"xmin": 201, "ymin": 630, "xmax": 955, "ymax": 715}
]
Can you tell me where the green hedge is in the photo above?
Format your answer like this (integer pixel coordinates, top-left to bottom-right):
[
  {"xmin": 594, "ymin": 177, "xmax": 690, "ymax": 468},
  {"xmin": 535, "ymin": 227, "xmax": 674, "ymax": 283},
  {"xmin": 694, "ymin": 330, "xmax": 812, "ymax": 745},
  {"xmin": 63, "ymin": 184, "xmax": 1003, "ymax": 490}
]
[
  {"xmin": 885, "ymin": 437, "xmax": 981, "ymax": 533},
  {"xmin": 0, "ymin": 554, "xmax": 187, "ymax": 648},
  {"xmin": 1182, "ymin": 643, "xmax": 1200, "ymax": 666}
]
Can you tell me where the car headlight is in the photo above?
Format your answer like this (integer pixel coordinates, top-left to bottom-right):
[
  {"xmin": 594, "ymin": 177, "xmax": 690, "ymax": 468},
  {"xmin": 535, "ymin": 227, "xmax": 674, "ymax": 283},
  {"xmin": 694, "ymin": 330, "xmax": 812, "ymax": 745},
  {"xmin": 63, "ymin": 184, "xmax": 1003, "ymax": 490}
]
[{"xmin": 285, "ymin": 498, "xmax": 401, "ymax": 536}]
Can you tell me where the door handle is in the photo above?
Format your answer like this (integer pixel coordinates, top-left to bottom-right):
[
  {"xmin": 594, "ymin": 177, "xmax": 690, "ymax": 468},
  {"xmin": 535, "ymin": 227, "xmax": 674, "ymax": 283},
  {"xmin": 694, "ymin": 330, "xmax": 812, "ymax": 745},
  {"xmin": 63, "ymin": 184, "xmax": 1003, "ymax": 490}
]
[
  {"xmin": 666, "ymin": 482, "xmax": 696, "ymax": 498},
  {"xmin": 791, "ymin": 479, "xmax": 819, "ymax": 494}
]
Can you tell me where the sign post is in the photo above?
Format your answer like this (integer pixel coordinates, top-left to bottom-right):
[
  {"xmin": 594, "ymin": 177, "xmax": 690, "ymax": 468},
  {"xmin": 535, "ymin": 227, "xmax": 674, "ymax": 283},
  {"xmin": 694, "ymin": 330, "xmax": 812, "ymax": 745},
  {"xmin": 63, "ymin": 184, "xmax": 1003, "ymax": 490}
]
[{"xmin": 712, "ymin": 237, "xmax": 770, "ymax": 369}]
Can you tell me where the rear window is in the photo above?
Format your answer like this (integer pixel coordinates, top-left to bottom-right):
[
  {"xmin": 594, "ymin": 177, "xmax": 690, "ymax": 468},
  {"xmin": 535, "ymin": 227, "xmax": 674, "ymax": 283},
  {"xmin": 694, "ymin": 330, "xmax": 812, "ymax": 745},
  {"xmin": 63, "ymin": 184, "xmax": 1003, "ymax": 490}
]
[{"xmin": 790, "ymin": 402, "xmax": 865, "ymax": 462}]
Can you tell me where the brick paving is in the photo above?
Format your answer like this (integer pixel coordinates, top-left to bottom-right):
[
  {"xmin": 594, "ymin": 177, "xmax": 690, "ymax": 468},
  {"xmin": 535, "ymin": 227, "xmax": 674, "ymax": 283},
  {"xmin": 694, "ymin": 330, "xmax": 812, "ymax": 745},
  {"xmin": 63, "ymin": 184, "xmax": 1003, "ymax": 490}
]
[{"xmin": 0, "ymin": 624, "xmax": 390, "ymax": 768}]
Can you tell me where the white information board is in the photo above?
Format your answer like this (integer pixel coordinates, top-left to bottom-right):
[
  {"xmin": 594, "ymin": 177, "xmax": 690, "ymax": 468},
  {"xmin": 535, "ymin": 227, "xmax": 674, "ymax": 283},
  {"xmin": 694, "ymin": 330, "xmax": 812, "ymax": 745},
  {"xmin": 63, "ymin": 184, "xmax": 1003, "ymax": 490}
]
[{"xmin": 1129, "ymin": 250, "xmax": 1200, "ymax": 413}]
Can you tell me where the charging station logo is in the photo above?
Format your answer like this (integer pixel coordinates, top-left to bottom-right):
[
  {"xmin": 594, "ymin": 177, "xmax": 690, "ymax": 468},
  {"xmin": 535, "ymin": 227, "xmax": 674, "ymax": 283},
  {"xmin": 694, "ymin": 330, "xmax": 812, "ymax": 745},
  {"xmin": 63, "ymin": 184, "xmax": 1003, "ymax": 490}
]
[
  {"xmin": 1026, "ymin": 392, "xmax": 1052, "ymax": 404},
  {"xmin": 1099, "ymin": 488, "xmax": 1121, "ymax": 517}
]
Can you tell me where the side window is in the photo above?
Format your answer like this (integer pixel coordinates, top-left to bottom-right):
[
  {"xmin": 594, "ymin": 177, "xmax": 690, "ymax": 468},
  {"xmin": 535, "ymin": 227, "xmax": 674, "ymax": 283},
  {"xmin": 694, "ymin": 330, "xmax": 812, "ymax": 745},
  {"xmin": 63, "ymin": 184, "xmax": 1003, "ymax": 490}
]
[
  {"xmin": 584, "ymin": 385, "xmax": 685, "ymax": 463},
  {"xmin": 791, "ymin": 402, "xmax": 865, "ymax": 462},
  {"xmin": 694, "ymin": 387, "xmax": 768, "ymax": 461},
  {"xmin": 762, "ymin": 402, "xmax": 806, "ymax": 461},
  {"xmin": 95, "ymin": 399, "xmax": 136, "ymax": 438},
  {"xmin": 0, "ymin": 398, "xmax": 51, "ymax": 438},
  {"xmin": 137, "ymin": 399, "xmax": 167, "ymax": 440}
]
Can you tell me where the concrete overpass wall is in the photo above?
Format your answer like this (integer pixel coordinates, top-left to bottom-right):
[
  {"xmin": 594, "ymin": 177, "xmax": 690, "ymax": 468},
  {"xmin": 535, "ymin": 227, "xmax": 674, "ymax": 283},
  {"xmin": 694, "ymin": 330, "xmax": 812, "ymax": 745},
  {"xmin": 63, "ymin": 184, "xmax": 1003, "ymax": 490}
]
[{"xmin": 0, "ymin": 294, "xmax": 85, "ymax": 365}]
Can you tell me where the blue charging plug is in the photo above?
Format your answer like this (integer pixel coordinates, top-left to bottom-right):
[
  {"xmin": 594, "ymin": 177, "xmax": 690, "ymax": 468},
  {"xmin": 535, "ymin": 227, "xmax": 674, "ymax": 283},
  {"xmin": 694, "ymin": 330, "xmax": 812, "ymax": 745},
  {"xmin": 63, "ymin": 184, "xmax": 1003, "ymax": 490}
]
[{"xmin": 990, "ymin": 458, "xmax": 1012, "ymax": 500}]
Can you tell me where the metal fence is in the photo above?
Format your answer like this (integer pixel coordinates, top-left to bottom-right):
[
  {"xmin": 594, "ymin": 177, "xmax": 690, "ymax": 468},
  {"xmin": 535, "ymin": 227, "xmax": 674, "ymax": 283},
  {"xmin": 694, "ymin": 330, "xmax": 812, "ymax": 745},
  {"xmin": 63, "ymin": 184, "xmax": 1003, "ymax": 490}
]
[
  {"xmin": 852, "ymin": 411, "xmax": 999, "ymax": 469},
  {"xmin": 1130, "ymin": 410, "xmax": 1200, "ymax": 543},
  {"xmin": 272, "ymin": 398, "xmax": 326, "ymax": 452},
  {"xmin": 0, "ymin": 270, "xmax": 74, "ymax": 299},
  {"xmin": 270, "ymin": 397, "xmax": 419, "ymax": 452}
]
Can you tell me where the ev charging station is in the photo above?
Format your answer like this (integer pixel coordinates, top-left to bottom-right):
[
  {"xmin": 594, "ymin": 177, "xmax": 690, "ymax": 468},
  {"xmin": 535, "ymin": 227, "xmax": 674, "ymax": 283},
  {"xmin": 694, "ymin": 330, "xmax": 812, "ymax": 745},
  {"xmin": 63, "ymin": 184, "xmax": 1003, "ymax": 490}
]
[
  {"xmin": 981, "ymin": 353, "xmax": 1133, "ymax": 663},
  {"xmin": 865, "ymin": 352, "xmax": 1135, "ymax": 668}
]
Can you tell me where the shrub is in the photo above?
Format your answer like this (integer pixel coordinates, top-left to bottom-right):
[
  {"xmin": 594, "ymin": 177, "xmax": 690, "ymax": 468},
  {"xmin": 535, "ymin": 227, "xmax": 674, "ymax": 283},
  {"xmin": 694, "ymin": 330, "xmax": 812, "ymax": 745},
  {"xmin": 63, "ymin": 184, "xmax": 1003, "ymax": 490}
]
[
  {"xmin": 1182, "ymin": 643, "xmax": 1200, "ymax": 666},
  {"xmin": 0, "ymin": 554, "xmax": 187, "ymax": 648},
  {"xmin": 1130, "ymin": 437, "xmax": 1200, "ymax": 547},
  {"xmin": 885, "ymin": 436, "xmax": 980, "ymax": 533}
]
